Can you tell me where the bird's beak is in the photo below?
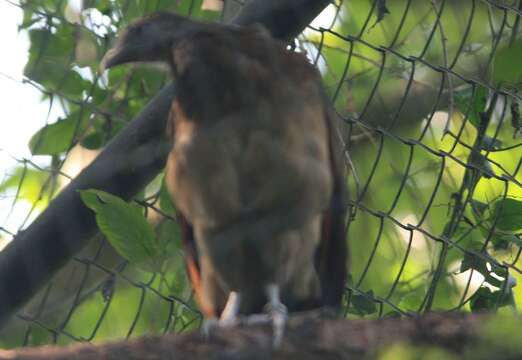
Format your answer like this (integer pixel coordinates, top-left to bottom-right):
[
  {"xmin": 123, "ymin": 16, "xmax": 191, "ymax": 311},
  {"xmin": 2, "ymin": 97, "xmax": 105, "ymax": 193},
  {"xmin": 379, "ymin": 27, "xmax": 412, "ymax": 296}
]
[{"xmin": 99, "ymin": 47, "xmax": 122, "ymax": 73}]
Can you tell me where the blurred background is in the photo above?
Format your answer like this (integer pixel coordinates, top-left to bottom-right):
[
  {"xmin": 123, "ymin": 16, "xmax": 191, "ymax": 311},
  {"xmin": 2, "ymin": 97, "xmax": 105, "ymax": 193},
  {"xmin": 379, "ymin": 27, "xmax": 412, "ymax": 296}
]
[{"xmin": 1, "ymin": 0, "xmax": 522, "ymax": 349}]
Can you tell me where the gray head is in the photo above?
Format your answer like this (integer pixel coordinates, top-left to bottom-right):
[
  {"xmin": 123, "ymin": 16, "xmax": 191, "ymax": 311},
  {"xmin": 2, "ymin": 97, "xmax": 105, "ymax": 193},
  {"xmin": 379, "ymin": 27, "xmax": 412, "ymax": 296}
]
[{"xmin": 100, "ymin": 12, "xmax": 211, "ymax": 71}]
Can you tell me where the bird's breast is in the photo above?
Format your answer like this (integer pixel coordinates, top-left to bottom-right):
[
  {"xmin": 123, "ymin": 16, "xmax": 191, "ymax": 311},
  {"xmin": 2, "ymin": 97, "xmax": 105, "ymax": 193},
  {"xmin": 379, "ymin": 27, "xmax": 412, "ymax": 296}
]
[{"xmin": 166, "ymin": 95, "xmax": 333, "ymax": 233}]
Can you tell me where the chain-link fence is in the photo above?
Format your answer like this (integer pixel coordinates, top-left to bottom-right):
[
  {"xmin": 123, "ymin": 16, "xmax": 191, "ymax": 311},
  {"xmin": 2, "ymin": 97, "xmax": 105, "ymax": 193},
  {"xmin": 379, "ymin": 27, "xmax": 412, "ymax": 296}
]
[{"xmin": 0, "ymin": 0, "xmax": 521, "ymax": 349}]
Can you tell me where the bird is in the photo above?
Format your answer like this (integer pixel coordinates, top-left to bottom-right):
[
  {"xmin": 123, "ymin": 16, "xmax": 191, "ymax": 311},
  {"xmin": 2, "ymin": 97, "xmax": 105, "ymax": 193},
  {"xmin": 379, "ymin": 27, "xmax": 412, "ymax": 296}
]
[{"xmin": 101, "ymin": 12, "xmax": 348, "ymax": 346}]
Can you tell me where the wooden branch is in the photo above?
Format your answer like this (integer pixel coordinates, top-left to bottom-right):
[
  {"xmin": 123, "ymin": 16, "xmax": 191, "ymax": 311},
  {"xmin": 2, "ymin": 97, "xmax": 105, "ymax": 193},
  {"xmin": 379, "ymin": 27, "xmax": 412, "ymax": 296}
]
[
  {"xmin": 0, "ymin": 0, "xmax": 331, "ymax": 328},
  {"xmin": 0, "ymin": 313, "xmax": 496, "ymax": 360}
]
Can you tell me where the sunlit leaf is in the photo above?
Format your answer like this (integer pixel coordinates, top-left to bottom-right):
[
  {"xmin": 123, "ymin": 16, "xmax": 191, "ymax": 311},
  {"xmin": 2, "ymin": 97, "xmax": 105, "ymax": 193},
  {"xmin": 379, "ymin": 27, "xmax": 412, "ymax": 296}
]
[
  {"xmin": 80, "ymin": 189, "xmax": 160, "ymax": 272},
  {"xmin": 0, "ymin": 166, "xmax": 49, "ymax": 205},
  {"xmin": 29, "ymin": 111, "xmax": 88, "ymax": 155},
  {"xmin": 24, "ymin": 26, "xmax": 90, "ymax": 99}
]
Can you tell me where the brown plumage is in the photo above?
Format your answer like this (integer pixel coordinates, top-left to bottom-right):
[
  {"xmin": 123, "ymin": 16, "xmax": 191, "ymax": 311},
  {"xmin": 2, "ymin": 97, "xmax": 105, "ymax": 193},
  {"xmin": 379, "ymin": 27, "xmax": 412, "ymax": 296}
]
[{"xmin": 102, "ymin": 12, "xmax": 348, "ymax": 330}]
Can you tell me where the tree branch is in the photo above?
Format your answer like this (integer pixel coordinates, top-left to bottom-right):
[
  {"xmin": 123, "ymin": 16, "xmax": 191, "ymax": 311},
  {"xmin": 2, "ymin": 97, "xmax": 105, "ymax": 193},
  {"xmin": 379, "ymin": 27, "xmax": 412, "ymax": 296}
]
[{"xmin": 0, "ymin": 313, "xmax": 497, "ymax": 359}]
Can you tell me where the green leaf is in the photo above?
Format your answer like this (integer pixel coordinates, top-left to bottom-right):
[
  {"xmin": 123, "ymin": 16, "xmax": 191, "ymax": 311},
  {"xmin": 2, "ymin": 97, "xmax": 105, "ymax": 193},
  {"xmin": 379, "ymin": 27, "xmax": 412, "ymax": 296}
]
[
  {"xmin": 460, "ymin": 252, "xmax": 509, "ymax": 289},
  {"xmin": 84, "ymin": 0, "xmax": 112, "ymax": 14},
  {"xmin": 491, "ymin": 266, "xmax": 508, "ymax": 279},
  {"xmin": 492, "ymin": 38, "xmax": 522, "ymax": 86},
  {"xmin": 349, "ymin": 290, "xmax": 377, "ymax": 315},
  {"xmin": 80, "ymin": 189, "xmax": 160, "ymax": 272},
  {"xmin": 143, "ymin": 0, "xmax": 174, "ymax": 13},
  {"xmin": 491, "ymin": 233, "xmax": 522, "ymax": 251},
  {"xmin": 29, "ymin": 111, "xmax": 88, "ymax": 155},
  {"xmin": 460, "ymin": 252, "xmax": 488, "ymax": 274},
  {"xmin": 491, "ymin": 233, "xmax": 511, "ymax": 251},
  {"xmin": 470, "ymin": 286, "xmax": 515, "ymax": 313},
  {"xmin": 484, "ymin": 273, "xmax": 503, "ymax": 288},
  {"xmin": 80, "ymin": 131, "xmax": 105, "ymax": 150},
  {"xmin": 454, "ymin": 85, "xmax": 488, "ymax": 128},
  {"xmin": 25, "ymin": 26, "xmax": 72, "ymax": 78},
  {"xmin": 470, "ymin": 287, "xmax": 495, "ymax": 312},
  {"xmin": 20, "ymin": 9, "xmax": 40, "ymax": 30},
  {"xmin": 91, "ymin": 86, "xmax": 111, "ymax": 106},
  {"xmin": 24, "ymin": 26, "xmax": 90, "ymax": 99},
  {"xmin": 373, "ymin": 0, "xmax": 390, "ymax": 26},
  {"xmin": 491, "ymin": 197, "xmax": 522, "ymax": 232},
  {"xmin": 0, "ymin": 166, "xmax": 49, "ymax": 205}
]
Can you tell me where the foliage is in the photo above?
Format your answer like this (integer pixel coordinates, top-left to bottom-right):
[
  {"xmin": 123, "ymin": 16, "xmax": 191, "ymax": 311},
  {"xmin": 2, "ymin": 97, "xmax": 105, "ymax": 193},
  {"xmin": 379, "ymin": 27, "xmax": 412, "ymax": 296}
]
[
  {"xmin": 492, "ymin": 38, "xmax": 522, "ymax": 88},
  {"xmin": 80, "ymin": 189, "xmax": 167, "ymax": 273}
]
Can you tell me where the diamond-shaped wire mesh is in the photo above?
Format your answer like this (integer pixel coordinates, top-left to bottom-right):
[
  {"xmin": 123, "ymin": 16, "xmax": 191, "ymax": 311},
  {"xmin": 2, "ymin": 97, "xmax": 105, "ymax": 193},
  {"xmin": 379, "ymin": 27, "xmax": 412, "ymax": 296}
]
[{"xmin": 0, "ymin": 0, "xmax": 521, "ymax": 348}]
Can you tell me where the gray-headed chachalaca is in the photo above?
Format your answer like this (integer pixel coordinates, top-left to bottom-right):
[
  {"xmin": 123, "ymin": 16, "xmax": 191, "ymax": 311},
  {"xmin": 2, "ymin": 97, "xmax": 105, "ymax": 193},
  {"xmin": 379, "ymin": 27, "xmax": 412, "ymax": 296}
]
[{"xmin": 101, "ymin": 12, "xmax": 348, "ymax": 345}]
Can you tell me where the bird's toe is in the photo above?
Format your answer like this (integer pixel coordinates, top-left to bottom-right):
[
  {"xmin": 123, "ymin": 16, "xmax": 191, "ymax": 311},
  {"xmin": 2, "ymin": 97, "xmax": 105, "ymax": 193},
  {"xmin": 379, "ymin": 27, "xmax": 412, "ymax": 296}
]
[
  {"xmin": 219, "ymin": 315, "xmax": 240, "ymax": 328},
  {"xmin": 271, "ymin": 307, "xmax": 288, "ymax": 348},
  {"xmin": 201, "ymin": 317, "xmax": 219, "ymax": 339},
  {"xmin": 264, "ymin": 302, "xmax": 288, "ymax": 348}
]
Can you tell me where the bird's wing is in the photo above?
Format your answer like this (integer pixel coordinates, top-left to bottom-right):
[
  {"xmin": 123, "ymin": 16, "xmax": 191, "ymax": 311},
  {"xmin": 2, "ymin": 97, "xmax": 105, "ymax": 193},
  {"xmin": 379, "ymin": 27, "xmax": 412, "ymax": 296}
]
[
  {"xmin": 168, "ymin": 105, "xmax": 229, "ymax": 319},
  {"xmin": 176, "ymin": 212, "xmax": 228, "ymax": 318},
  {"xmin": 316, "ymin": 95, "xmax": 349, "ymax": 309}
]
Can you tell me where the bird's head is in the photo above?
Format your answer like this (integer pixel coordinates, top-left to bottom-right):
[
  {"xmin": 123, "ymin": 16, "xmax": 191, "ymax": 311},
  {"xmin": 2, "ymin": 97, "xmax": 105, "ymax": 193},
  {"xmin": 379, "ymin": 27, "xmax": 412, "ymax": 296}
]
[{"xmin": 100, "ymin": 12, "xmax": 207, "ymax": 71}]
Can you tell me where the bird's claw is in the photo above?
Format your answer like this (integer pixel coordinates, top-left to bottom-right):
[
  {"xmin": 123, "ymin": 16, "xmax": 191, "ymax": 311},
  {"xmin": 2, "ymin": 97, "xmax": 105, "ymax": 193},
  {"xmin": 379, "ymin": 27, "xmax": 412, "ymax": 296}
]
[
  {"xmin": 219, "ymin": 316, "xmax": 240, "ymax": 328},
  {"xmin": 265, "ymin": 302, "xmax": 288, "ymax": 348},
  {"xmin": 201, "ymin": 316, "xmax": 240, "ymax": 340},
  {"xmin": 201, "ymin": 317, "xmax": 219, "ymax": 339}
]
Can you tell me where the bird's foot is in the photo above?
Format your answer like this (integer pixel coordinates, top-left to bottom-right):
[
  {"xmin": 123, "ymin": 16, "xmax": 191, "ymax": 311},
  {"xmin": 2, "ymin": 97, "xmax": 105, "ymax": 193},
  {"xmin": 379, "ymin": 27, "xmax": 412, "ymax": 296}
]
[
  {"xmin": 201, "ymin": 317, "xmax": 219, "ymax": 339},
  {"xmin": 201, "ymin": 315, "xmax": 240, "ymax": 339},
  {"xmin": 264, "ymin": 284, "xmax": 288, "ymax": 348},
  {"xmin": 202, "ymin": 291, "xmax": 242, "ymax": 339},
  {"xmin": 265, "ymin": 302, "xmax": 288, "ymax": 348},
  {"xmin": 219, "ymin": 291, "xmax": 241, "ymax": 327},
  {"xmin": 219, "ymin": 315, "xmax": 240, "ymax": 328}
]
